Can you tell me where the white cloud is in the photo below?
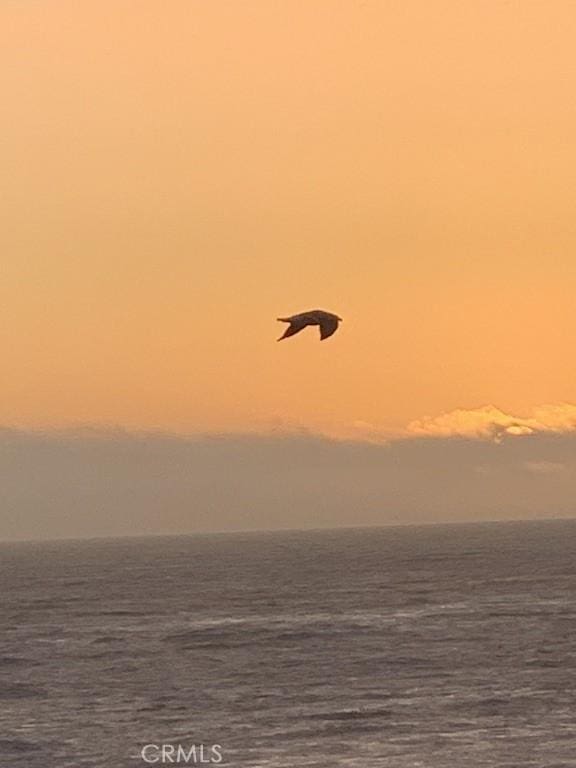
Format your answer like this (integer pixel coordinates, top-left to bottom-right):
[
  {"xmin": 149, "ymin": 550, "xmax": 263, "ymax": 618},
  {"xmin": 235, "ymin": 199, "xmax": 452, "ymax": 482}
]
[{"xmin": 406, "ymin": 403, "xmax": 576, "ymax": 441}]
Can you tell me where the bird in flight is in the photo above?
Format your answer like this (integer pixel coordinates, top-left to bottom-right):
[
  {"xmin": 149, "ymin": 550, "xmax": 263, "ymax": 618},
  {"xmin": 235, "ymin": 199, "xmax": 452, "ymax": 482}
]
[{"xmin": 277, "ymin": 309, "xmax": 342, "ymax": 341}]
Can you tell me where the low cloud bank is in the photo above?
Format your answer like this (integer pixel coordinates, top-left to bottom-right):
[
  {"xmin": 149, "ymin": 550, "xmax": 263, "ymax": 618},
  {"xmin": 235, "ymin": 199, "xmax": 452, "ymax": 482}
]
[{"xmin": 1, "ymin": 426, "xmax": 575, "ymax": 540}]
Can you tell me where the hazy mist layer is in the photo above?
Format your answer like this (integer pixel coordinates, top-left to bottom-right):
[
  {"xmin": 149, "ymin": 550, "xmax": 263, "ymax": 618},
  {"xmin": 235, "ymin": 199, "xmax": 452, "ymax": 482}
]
[{"xmin": 2, "ymin": 428, "xmax": 575, "ymax": 541}]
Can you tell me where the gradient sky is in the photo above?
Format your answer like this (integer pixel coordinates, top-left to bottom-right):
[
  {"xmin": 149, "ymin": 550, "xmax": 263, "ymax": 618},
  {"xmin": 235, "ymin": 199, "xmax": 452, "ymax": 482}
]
[{"xmin": 3, "ymin": 0, "xmax": 576, "ymax": 440}]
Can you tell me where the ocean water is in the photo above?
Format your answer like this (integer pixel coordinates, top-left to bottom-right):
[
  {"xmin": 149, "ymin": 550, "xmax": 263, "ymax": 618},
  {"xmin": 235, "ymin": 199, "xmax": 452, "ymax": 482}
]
[{"xmin": 1, "ymin": 520, "xmax": 576, "ymax": 767}]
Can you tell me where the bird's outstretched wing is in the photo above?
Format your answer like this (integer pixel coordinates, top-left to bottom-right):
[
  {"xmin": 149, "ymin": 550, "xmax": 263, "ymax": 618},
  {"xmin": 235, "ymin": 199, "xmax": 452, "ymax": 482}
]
[
  {"xmin": 319, "ymin": 315, "xmax": 339, "ymax": 340},
  {"xmin": 277, "ymin": 318, "xmax": 308, "ymax": 341}
]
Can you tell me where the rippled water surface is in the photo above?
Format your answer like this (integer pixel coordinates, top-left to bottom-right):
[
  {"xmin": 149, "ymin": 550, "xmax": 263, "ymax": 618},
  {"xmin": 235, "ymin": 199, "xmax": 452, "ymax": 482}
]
[{"xmin": 1, "ymin": 520, "xmax": 576, "ymax": 767}]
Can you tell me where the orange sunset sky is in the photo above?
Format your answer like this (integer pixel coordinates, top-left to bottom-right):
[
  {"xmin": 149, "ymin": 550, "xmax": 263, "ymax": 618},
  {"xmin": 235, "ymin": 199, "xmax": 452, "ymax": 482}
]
[{"xmin": 3, "ymin": 0, "xmax": 576, "ymax": 441}]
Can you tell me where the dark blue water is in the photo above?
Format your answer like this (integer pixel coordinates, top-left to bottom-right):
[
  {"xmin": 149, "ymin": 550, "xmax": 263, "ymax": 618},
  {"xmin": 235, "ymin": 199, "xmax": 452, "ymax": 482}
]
[{"xmin": 1, "ymin": 520, "xmax": 576, "ymax": 767}]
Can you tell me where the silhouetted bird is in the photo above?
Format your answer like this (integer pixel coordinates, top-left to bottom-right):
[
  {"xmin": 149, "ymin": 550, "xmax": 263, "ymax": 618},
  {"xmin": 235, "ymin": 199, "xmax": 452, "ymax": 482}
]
[{"xmin": 277, "ymin": 310, "xmax": 342, "ymax": 341}]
